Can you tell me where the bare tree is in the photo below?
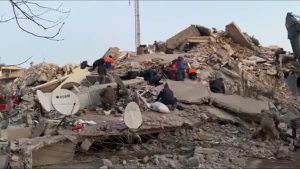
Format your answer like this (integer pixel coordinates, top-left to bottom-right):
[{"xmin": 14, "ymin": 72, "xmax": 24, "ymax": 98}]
[{"xmin": 0, "ymin": 0, "xmax": 70, "ymax": 41}]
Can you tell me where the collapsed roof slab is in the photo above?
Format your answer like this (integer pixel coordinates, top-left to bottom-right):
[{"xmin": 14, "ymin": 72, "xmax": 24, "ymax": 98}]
[
  {"xmin": 210, "ymin": 93, "xmax": 270, "ymax": 123},
  {"xmin": 153, "ymin": 80, "xmax": 210, "ymax": 104},
  {"xmin": 225, "ymin": 22, "xmax": 253, "ymax": 49},
  {"xmin": 166, "ymin": 25, "xmax": 201, "ymax": 50}
]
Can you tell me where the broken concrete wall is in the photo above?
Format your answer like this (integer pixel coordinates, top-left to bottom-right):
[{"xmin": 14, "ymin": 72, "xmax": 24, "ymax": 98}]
[
  {"xmin": 196, "ymin": 25, "xmax": 212, "ymax": 36},
  {"xmin": 225, "ymin": 22, "xmax": 253, "ymax": 49},
  {"xmin": 32, "ymin": 140, "xmax": 76, "ymax": 167},
  {"xmin": 103, "ymin": 47, "xmax": 120, "ymax": 59},
  {"xmin": 166, "ymin": 25, "xmax": 201, "ymax": 50},
  {"xmin": 187, "ymin": 36, "xmax": 216, "ymax": 43},
  {"xmin": 14, "ymin": 135, "xmax": 77, "ymax": 168}
]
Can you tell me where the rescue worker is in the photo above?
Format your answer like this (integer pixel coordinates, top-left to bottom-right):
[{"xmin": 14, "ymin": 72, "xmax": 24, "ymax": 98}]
[
  {"xmin": 154, "ymin": 40, "xmax": 159, "ymax": 53},
  {"xmin": 97, "ymin": 63, "xmax": 107, "ymax": 84},
  {"xmin": 188, "ymin": 67, "xmax": 197, "ymax": 80},
  {"xmin": 156, "ymin": 83, "xmax": 177, "ymax": 110},
  {"xmin": 141, "ymin": 68, "xmax": 162, "ymax": 86},
  {"xmin": 91, "ymin": 58, "xmax": 105, "ymax": 71},
  {"xmin": 99, "ymin": 85, "xmax": 117, "ymax": 111},
  {"xmin": 80, "ymin": 61, "xmax": 91, "ymax": 69},
  {"xmin": 209, "ymin": 78, "xmax": 225, "ymax": 94},
  {"xmin": 104, "ymin": 55, "xmax": 114, "ymax": 69},
  {"xmin": 176, "ymin": 57, "xmax": 185, "ymax": 81},
  {"xmin": 120, "ymin": 71, "xmax": 140, "ymax": 80}
]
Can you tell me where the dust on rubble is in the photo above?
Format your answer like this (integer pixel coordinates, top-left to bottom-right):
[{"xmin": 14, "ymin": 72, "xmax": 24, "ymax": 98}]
[{"xmin": 1, "ymin": 22, "xmax": 300, "ymax": 169}]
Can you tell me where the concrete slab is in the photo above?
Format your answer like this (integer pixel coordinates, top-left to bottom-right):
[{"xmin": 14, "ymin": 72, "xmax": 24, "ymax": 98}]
[
  {"xmin": 56, "ymin": 67, "xmax": 91, "ymax": 90},
  {"xmin": 154, "ymin": 80, "xmax": 210, "ymax": 104},
  {"xmin": 1, "ymin": 127, "xmax": 31, "ymax": 141},
  {"xmin": 225, "ymin": 22, "xmax": 252, "ymax": 49},
  {"xmin": 77, "ymin": 78, "xmax": 144, "ymax": 108},
  {"xmin": 103, "ymin": 47, "xmax": 120, "ymax": 59},
  {"xmin": 128, "ymin": 53, "xmax": 179, "ymax": 65},
  {"xmin": 187, "ymin": 36, "xmax": 216, "ymax": 43},
  {"xmin": 166, "ymin": 25, "xmax": 200, "ymax": 49},
  {"xmin": 32, "ymin": 141, "xmax": 76, "ymax": 166},
  {"xmin": 32, "ymin": 120, "xmax": 47, "ymax": 138},
  {"xmin": 211, "ymin": 94, "xmax": 269, "ymax": 118},
  {"xmin": 206, "ymin": 107, "xmax": 239, "ymax": 124},
  {"xmin": 0, "ymin": 155, "xmax": 9, "ymax": 169},
  {"xmin": 80, "ymin": 138, "xmax": 94, "ymax": 152}
]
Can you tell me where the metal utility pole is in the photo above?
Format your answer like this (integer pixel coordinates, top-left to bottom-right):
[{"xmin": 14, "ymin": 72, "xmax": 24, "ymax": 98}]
[{"xmin": 134, "ymin": 0, "xmax": 141, "ymax": 53}]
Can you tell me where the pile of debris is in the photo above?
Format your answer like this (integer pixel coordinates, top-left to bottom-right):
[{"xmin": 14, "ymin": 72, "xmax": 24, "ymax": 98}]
[
  {"xmin": 5, "ymin": 63, "xmax": 77, "ymax": 96},
  {"xmin": 0, "ymin": 21, "xmax": 299, "ymax": 169}
]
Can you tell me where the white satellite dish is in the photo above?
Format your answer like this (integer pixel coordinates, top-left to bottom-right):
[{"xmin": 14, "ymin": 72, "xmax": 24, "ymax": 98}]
[
  {"xmin": 51, "ymin": 89, "xmax": 80, "ymax": 115},
  {"xmin": 36, "ymin": 90, "xmax": 52, "ymax": 112},
  {"xmin": 124, "ymin": 102, "xmax": 143, "ymax": 129}
]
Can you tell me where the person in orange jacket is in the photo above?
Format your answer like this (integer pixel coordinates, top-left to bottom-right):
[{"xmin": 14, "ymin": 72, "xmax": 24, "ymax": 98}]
[
  {"xmin": 104, "ymin": 55, "xmax": 115, "ymax": 69},
  {"xmin": 188, "ymin": 67, "xmax": 197, "ymax": 80}
]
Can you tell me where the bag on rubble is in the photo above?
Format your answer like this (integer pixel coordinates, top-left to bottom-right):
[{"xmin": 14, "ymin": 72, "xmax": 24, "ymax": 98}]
[{"xmin": 150, "ymin": 102, "xmax": 170, "ymax": 113}]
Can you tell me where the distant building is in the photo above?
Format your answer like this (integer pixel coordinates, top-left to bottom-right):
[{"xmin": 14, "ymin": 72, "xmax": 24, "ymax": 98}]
[{"xmin": 0, "ymin": 65, "xmax": 25, "ymax": 82}]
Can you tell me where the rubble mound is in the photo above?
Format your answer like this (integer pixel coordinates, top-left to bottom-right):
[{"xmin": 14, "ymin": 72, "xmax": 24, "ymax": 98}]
[{"xmin": 7, "ymin": 62, "xmax": 74, "ymax": 95}]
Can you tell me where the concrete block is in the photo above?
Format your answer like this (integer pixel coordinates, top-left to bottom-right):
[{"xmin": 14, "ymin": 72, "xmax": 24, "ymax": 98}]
[
  {"xmin": 1, "ymin": 127, "xmax": 31, "ymax": 141},
  {"xmin": 166, "ymin": 25, "xmax": 200, "ymax": 49},
  {"xmin": 0, "ymin": 155, "xmax": 9, "ymax": 169},
  {"xmin": 32, "ymin": 141, "xmax": 76, "ymax": 166},
  {"xmin": 187, "ymin": 36, "xmax": 216, "ymax": 43},
  {"xmin": 9, "ymin": 161, "xmax": 22, "ymax": 169},
  {"xmin": 80, "ymin": 138, "xmax": 94, "ymax": 152},
  {"xmin": 103, "ymin": 47, "xmax": 120, "ymax": 59},
  {"xmin": 32, "ymin": 120, "xmax": 47, "ymax": 138},
  {"xmin": 225, "ymin": 22, "xmax": 252, "ymax": 49},
  {"xmin": 26, "ymin": 113, "xmax": 33, "ymax": 127}
]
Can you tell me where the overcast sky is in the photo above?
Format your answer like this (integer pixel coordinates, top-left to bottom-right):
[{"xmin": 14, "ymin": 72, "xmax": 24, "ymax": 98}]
[{"xmin": 0, "ymin": 1, "xmax": 299, "ymax": 67}]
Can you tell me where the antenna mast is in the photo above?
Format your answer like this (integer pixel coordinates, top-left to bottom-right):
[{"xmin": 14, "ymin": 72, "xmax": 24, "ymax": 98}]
[{"xmin": 134, "ymin": 0, "xmax": 141, "ymax": 53}]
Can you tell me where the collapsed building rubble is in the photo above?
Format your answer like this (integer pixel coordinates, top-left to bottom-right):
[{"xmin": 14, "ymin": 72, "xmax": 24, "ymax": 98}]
[{"xmin": 0, "ymin": 21, "xmax": 300, "ymax": 169}]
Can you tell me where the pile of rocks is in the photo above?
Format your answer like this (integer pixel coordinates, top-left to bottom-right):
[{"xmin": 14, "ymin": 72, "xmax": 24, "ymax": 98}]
[{"xmin": 5, "ymin": 63, "xmax": 77, "ymax": 96}]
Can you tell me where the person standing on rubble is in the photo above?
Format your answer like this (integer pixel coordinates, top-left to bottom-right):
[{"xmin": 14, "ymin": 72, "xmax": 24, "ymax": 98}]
[
  {"xmin": 104, "ymin": 55, "xmax": 115, "ymax": 69},
  {"xmin": 91, "ymin": 58, "xmax": 105, "ymax": 71},
  {"xmin": 154, "ymin": 41, "xmax": 159, "ymax": 53},
  {"xmin": 156, "ymin": 83, "xmax": 177, "ymax": 110},
  {"xmin": 97, "ymin": 62, "xmax": 107, "ymax": 84},
  {"xmin": 176, "ymin": 56, "xmax": 185, "ymax": 81}
]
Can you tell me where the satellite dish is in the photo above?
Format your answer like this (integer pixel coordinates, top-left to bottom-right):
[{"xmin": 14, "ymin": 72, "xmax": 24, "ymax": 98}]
[
  {"xmin": 124, "ymin": 102, "xmax": 143, "ymax": 129},
  {"xmin": 36, "ymin": 90, "xmax": 52, "ymax": 112},
  {"xmin": 51, "ymin": 89, "xmax": 80, "ymax": 115}
]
